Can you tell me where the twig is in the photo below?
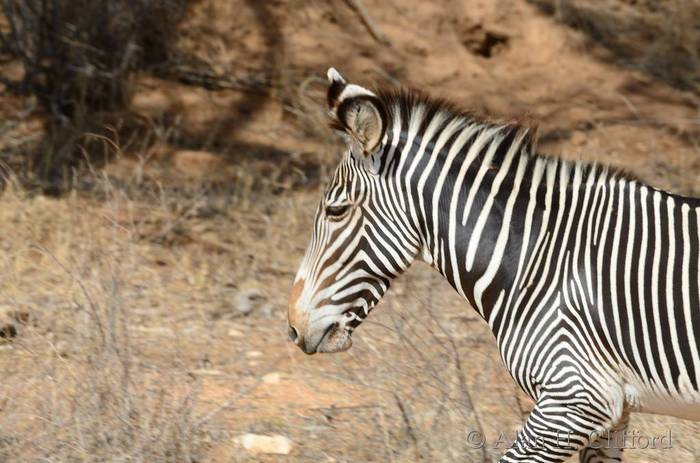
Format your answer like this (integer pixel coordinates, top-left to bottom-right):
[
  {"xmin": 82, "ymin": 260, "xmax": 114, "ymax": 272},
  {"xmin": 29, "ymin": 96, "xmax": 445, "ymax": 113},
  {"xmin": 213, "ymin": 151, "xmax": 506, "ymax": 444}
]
[
  {"xmin": 428, "ymin": 302, "xmax": 488, "ymax": 461},
  {"xmin": 157, "ymin": 63, "xmax": 272, "ymax": 93},
  {"xmin": 393, "ymin": 392, "xmax": 424, "ymax": 461},
  {"xmin": 308, "ymin": 404, "xmax": 381, "ymax": 412},
  {"xmin": 378, "ymin": 407, "xmax": 396, "ymax": 463},
  {"xmin": 342, "ymin": 0, "xmax": 392, "ymax": 46}
]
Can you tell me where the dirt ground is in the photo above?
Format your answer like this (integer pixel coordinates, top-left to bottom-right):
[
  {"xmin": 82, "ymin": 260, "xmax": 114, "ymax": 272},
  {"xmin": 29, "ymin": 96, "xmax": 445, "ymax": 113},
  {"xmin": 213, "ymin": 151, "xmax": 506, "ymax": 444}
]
[{"xmin": 0, "ymin": 0, "xmax": 699, "ymax": 462}]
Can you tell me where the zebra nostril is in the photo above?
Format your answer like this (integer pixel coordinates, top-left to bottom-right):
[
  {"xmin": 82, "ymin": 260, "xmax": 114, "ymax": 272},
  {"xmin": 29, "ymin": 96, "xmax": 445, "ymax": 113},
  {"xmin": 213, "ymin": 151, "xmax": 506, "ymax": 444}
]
[{"xmin": 288, "ymin": 325, "xmax": 299, "ymax": 343}]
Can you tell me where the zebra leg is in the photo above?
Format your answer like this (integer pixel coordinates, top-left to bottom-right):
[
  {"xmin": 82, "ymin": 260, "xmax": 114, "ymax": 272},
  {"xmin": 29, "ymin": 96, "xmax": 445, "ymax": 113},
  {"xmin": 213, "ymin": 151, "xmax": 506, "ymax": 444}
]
[
  {"xmin": 579, "ymin": 413, "xmax": 629, "ymax": 463},
  {"xmin": 499, "ymin": 400, "xmax": 620, "ymax": 463}
]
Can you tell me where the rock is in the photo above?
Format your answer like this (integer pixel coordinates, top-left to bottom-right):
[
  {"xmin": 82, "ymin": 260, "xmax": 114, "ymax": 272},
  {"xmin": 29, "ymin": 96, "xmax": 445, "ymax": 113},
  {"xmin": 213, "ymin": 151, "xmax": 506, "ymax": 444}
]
[
  {"xmin": 234, "ymin": 288, "xmax": 264, "ymax": 316},
  {"xmin": 191, "ymin": 369, "xmax": 224, "ymax": 376},
  {"xmin": 55, "ymin": 340, "xmax": 70, "ymax": 358},
  {"xmin": 227, "ymin": 327, "xmax": 244, "ymax": 337},
  {"xmin": 235, "ymin": 292, "xmax": 255, "ymax": 316},
  {"xmin": 262, "ymin": 372, "xmax": 281, "ymax": 384},
  {"xmin": 235, "ymin": 433, "xmax": 293, "ymax": 455},
  {"xmin": 246, "ymin": 350, "xmax": 263, "ymax": 359}
]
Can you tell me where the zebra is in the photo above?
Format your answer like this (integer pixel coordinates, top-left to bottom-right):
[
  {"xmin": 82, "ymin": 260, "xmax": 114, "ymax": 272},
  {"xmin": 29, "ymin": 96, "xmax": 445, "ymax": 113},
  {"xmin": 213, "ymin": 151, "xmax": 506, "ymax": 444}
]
[{"xmin": 287, "ymin": 68, "xmax": 700, "ymax": 462}]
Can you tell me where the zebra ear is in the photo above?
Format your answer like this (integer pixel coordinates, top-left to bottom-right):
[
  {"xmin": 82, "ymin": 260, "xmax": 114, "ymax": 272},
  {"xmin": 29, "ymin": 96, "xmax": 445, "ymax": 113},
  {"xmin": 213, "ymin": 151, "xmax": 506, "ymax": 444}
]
[{"xmin": 326, "ymin": 68, "xmax": 387, "ymax": 157}]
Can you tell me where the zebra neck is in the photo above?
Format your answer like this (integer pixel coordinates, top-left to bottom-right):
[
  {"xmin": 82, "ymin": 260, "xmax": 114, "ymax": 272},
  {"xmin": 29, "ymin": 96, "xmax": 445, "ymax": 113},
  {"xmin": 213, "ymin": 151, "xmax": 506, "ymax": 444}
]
[{"xmin": 397, "ymin": 123, "xmax": 544, "ymax": 322}]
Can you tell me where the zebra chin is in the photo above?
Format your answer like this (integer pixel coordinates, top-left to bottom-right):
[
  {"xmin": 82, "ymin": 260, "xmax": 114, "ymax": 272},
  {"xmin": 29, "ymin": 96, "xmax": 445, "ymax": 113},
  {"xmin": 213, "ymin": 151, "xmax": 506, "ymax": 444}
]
[
  {"xmin": 301, "ymin": 321, "xmax": 353, "ymax": 355},
  {"xmin": 315, "ymin": 327, "xmax": 353, "ymax": 354}
]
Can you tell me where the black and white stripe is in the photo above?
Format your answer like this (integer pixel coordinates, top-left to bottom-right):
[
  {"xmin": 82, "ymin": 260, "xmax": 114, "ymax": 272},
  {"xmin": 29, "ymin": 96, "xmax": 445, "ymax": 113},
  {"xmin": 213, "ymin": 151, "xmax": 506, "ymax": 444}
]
[{"xmin": 288, "ymin": 69, "xmax": 700, "ymax": 462}]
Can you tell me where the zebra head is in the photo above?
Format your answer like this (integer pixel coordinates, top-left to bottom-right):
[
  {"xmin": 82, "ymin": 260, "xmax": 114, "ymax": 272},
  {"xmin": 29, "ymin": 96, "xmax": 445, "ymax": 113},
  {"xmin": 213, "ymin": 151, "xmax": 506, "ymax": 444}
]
[{"xmin": 287, "ymin": 69, "xmax": 420, "ymax": 354}]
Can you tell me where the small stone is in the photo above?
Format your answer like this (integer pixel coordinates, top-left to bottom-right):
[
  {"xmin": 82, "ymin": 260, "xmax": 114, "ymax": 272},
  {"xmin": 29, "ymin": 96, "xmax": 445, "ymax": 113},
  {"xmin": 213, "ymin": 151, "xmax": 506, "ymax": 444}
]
[
  {"xmin": 234, "ymin": 288, "xmax": 264, "ymax": 316},
  {"xmin": 227, "ymin": 327, "xmax": 244, "ymax": 337},
  {"xmin": 233, "ymin": 282, "xmax": 266, "ymax": 317},
  {"xmin": 262, "ymin": 372, "xmax": 281, "ymax": 384},
  {"xmin": 235, "ymin": 293, "xmax": 254, "ymax": 315},
  {"xmin": 191, "ymin": 369, "xmax": 224, "ymax": 376},
  {"xmin": 235, "ymin": 433, "xmax": 293, "ymax": 455},
  {"xmin": 246, "ymin": 350, "xmax": 263, "ymax": 359},
  {"xmin": 55, "ymin": 340, "xmax": 70, "ymax": 358}
]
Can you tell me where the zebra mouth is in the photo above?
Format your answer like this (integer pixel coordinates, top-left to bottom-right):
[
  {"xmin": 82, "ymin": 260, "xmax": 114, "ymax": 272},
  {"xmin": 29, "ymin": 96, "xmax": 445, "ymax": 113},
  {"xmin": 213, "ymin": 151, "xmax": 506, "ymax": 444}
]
[
  {"xmin": 313, "ymin": 322, "xmax": 338, "ymax": 351},
  {"xmin": 314, "ymin": 322, "xmax": 353, "ymax": 354}
]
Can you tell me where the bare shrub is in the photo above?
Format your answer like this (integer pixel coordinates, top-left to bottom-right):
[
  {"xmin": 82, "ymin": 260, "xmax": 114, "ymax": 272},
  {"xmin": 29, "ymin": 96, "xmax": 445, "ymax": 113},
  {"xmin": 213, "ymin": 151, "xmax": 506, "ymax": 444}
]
[
  {"xmin": 0, "ymin": 175, "xmax": 206, "ymax": 462},
  {"xmin": 0, "ymin": 0, "xmax": 190, "ymax": 180}
]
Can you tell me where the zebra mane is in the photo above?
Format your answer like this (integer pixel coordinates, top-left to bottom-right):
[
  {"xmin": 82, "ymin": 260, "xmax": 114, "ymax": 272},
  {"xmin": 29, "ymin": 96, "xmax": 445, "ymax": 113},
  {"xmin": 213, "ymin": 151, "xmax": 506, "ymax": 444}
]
[
  {"xmin": 375, "ymin": 87, "xmax": 540, "ymax": 157},
  {"xmin": 374, "ymin": 87, "xmax": 650, "ymax": 186}
]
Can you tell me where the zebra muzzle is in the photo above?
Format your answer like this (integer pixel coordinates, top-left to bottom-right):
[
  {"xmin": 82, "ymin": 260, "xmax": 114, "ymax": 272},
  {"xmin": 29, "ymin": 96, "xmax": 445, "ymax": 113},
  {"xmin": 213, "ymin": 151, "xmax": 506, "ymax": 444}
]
[{"xmin": 296, "ymin": 321, "xmax": 353, "ymax": 355}]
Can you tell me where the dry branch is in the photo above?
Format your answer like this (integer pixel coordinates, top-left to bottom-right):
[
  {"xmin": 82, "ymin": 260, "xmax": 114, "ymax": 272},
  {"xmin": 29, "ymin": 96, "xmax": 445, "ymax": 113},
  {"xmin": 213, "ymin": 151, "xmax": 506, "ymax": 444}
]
[{"xmin": 342, "ymin": 0, "xmax": 392, "ymax": 46}]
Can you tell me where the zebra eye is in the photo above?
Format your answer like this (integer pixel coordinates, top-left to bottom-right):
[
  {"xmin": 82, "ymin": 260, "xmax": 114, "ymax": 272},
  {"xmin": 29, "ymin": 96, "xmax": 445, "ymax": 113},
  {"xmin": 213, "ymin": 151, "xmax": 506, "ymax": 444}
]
[{"xmin": 325, "ymin": 204, "xmax": 351, "ymax": 219}]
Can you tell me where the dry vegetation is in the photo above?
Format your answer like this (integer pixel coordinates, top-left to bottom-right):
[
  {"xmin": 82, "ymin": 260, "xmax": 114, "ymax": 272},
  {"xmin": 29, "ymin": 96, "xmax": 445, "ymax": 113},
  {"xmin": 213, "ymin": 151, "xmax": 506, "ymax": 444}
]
[
  {"xmin": 0, "ymin": 178, "xmax": 204, "ymax": 461},
  {"xmin": 0, "ymin": 0, "xmax": 698, "ymax": 462},
  {"xmin": 0, "ymin": 0, "xmax": 190, "ymax": 184}
]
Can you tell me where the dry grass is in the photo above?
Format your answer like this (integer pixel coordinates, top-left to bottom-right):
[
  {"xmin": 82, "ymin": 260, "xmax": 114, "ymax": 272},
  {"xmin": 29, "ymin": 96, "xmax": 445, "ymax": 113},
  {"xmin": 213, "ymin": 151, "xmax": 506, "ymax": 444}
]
[
  {"xmin": 0, "ymin": 150, "xmax": 505, "ymax": 462},
  {"xmin": 0, "ymin": 147, "xmax": 322, "ymax": 461},
  {"xmin": 0, "ymin": 176, "xmax": 208, "ymax": 462}
]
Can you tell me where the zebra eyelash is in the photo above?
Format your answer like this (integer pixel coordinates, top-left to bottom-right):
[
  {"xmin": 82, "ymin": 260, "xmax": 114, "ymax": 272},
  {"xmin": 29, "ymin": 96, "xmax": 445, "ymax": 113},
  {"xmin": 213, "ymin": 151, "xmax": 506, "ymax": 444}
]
[{"xmin": 325, "ymin": 203, "xmax": 352, "ymax": 220}]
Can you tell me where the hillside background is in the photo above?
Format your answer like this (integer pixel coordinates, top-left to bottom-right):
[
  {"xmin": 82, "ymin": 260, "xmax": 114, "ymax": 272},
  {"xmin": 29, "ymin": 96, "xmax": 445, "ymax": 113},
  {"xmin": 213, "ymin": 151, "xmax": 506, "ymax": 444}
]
[{"xmin": 0, "ymin": 0, "xmax": 699, "ymax": 461}]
